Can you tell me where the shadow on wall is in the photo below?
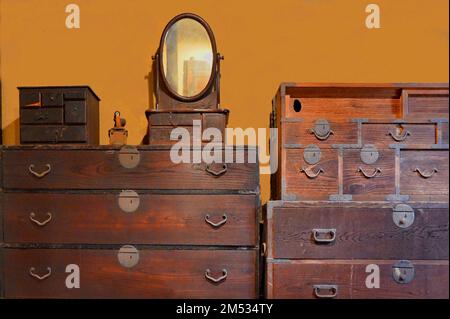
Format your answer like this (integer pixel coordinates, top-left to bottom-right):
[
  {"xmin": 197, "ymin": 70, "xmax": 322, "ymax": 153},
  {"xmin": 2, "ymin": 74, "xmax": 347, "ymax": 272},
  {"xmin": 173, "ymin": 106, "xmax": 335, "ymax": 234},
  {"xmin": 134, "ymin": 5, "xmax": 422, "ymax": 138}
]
[{"xmin": 141, "ymin": 64, "xmax": 155, "ymax": 145}]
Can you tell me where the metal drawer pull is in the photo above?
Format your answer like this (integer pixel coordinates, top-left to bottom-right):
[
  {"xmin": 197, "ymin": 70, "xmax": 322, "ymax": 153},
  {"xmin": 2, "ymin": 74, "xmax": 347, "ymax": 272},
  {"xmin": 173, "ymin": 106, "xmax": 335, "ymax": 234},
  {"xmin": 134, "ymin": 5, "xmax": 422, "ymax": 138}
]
[
  {"xmin": 29, "ymin": 267, "xmax": 52, "ymax": 281},
  {"xmin": 357, "ymin": 167, "xmax": 382, "ymax": 178},
  {"xmin": 388, "ymin": 130, "xmax": 411, "ymax": 142},
  {"xmin": 205, "ymin": 214, "xmax": 228, "ymax": 228},
  {"xmin": 28, "ymin": 164, "xmax": 51, "ymax": 178},
  {"xmin": 310, "ymin": 129, "xmax": 334, "ymax": 141},
  {"xmin": 414, "ymin": 167, "xmax": 438, "ymax": 178},
  {"xmin": 313, "ymin": 228, "xmax": 336, "ymax": 243},
  {"xmin": 29, "ymin": 212, "xmax": 52, "ymax": 226},
  {"xmin": 205, "ymin": 269, "xmax": 228, "ymax": 284},
  {"xmin": 300, "ymin": 167, "xmax": 324, "ymax": 179},
  {"xmin": 205, "ymin": 163, "xmax": 228, "ymax": 176},
  {"xmin": 313, "ymin": 285, "xmax": 338, "ymax": 299}
]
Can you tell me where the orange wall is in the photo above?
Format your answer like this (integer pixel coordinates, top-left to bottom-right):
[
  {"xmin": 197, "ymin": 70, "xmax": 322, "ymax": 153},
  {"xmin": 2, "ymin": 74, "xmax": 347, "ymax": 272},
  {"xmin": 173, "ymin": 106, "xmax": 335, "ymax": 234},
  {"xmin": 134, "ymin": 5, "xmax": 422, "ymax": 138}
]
[{"xmin": 1, "ymin": 0, "xmax": 449, "ymax": 202}]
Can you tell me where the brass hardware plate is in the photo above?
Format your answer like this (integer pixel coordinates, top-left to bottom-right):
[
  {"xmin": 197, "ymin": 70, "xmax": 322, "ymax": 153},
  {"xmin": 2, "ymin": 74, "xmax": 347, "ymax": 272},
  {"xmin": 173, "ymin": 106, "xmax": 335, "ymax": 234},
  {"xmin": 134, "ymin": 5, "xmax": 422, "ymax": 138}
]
[
  {"xmin": 118, "ymin": 146, "xmax": 140, "ymax": 169},
  {"xmin": 303, "ymin": 144, "xmax": 321, "ymax": 165},
  {"xmin": 392, "ymin": 260, "xmax": 415, "ymax": 284},
  {"xmin": 360, "ymin": 145, "xmax": 379, "ymax": 164},
  {"xmin": 118, "ymin": 190, "xmax": 140, "ymax": 213},
  {"xmin": 118, "ymin": 245, "xmax": 140, "ymax": 268},
  {"xmin": 392, "ymin": 204, "xmax": 415, "ymax": 228}
]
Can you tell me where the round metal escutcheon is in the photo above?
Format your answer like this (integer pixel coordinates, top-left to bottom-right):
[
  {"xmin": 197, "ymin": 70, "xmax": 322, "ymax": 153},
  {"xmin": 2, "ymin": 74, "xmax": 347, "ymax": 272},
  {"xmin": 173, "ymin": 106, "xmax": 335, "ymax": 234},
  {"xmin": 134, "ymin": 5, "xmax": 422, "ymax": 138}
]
[
  {"xmin": 360, "ymin": 145, "xmax": 379, "ymax": 165},
  {"xmin": 313, "ymin": 119, "xmax": 331, "ymax": 138},
  {"xmin": 118, "ymin": 146, "xmax": 141, "ymax": 169},
  {"xmin": 118, "ymin": 245, "xmax": 140, "ymax": 268},
  {"xmin": 118, "ymin": 190, "xmax": 140, "ymax": 213},
  {"xmin": 303, "ymin": 145, "xmax": 321, "ymax": 165},
  {"xmin": 392, "ymin": 204, "xmax": 415, "ymax": 229},
  {"xmin": 392, "ymin": 260, "xmax": 415, "ymax": 284}
]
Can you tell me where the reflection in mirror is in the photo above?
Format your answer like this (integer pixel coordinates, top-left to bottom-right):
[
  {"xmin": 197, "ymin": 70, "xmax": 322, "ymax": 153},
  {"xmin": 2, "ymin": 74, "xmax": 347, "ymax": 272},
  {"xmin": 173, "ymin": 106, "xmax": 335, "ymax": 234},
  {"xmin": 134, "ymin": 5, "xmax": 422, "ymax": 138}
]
[{"xmin": 162, "ymin": 18, "xmax": 213, "ymax": 97}]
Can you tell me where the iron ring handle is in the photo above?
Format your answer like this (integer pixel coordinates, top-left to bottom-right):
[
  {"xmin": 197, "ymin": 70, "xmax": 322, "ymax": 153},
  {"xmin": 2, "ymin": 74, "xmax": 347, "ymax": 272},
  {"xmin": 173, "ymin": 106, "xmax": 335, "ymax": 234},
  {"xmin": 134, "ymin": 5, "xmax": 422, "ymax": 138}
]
[
  {"xmin": 28, "ymin": 164, "xmax": 52, "ymax": 178},
  {"xmin": 310, "ymin": 129, "xmax": 334, "ymax": 141},
  {"xmin": 205, "ymin": 163, "xmax": 228, "ymax": 177},
  {"xmin": 357, "ymin": 167, "xmax": 382, "ymax": 178},
  {"xmin": 29, "ymin": 212, "xmax": 53, "ymax": 226},
  {"xmin": 205, "ymin": 214, "xmax": 228, "ymax": 228},
  {"xmin": 313, "ymin": 228, "xmax": 336, "ymax": 243},
  {"xmin": 205, "ymin": 269, "xmax": 228, "ymax": 284},
  {"xmin": 313, "ymin": 285, "xmax": 338, "ymax": 299},
  {"xmin": 300, "ymin": 167, "xmax": 324, "ymax": 179},
  {"xmin": 388, "ymin": 130, "xmax": 411, "ymax": 142},
  {"xmin": 414, "ymin": 167, "xmax": 438, "ymax": 178},
  {"xmin": 29, "ymin": 267, "xmax": 52, "ymax": 281}
]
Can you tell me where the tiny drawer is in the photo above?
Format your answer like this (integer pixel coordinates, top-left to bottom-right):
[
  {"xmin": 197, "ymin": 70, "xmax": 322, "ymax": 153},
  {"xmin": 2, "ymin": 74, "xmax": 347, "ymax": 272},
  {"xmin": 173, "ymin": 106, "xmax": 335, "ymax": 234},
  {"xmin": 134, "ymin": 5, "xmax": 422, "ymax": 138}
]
[
  {"xmin": 64, "ymin": 100, "xmax": 86, "ymax": 124},
  {"xmin": 343, "ymin": 148, "xmax": 395, "ymax": 199},
  {"xmin": 283, "ymin": 147, "xmax": 338, "ymax": 200},
  {"xmin": 284, "ymin": 120, "xmax": 358, "ymax": 146},
  {"xmin": 400, "ymin": 150, "xmax": 449, "ymax": 197},
  {"xmin": 42, "ymin": 92, "xmax": 63, "ymax": 106},
  {"xmin": 149, "ymin": 126, "xmax": 196, "ymax": 145},
  {"xmin": 20, "ymin": 125, "xmax": 87, "ymax": 143},
  {"xmin": 4, "ymin": 248, "xmax": 258, "ymax": 299},
  {"xmin": 362, "ymin": 123, "xmax": 436, "ymax": 147},
  {"xmin": 63, "ymin": 91, "xmax": 86, "ymax": 100},
  {"xmin": 20, "ymin": 108, "xmax": 63, "ymax": 124},
  {"xmin": 266, "ymin": 259, "xmax": 449, "ymax": 299},
  {"xmin": 19, "ymin": 91, "xmax": 41, "ymax": 107},
  {"xmin": 149, "ymin": 113, "xmax": 202, "ymax": 126}
]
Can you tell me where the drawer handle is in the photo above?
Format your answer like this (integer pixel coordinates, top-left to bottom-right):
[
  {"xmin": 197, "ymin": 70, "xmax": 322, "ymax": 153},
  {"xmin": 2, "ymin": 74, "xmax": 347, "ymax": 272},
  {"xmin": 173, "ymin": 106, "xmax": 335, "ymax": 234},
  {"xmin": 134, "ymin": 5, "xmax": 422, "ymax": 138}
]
[
  {"xmin": 313, "ymin": 228, "xmax": 336, "ymax": 243},
  {"xmin": 28, "ymin": 164, "xmax": 52, "ymax": 178},
  {"xmin": 205, "ymin": 163, "xmax": 228, "ymax": 177},
  {"xmin": 29, "ymin": 212, "xmax": 53, "ymax": 226},
  {"xmin": 388, "ymin": 130, "xmax": 411, "ymax": 142},
  {"xmin": 414, "ymin": 167, "xmax": 438, "ymax": 179},
  {"xmin": 300, "ymin": 167, "xmax": 324, "ymax": 179},
  {"xmin": 205, "ymin": 269, "xmax": 228, "ymax": 284},
  {"xmin": 357, "ymin": 167, "xmax": 382, "ymax": 178},
  {"xmin": 29, "ymin": 267, "xmax": 52, "ymax": 281},
  {"xmin": 310, "ymin": 129, "xmax": 334, "ymax": 141},
  {"xmin": 205, "ymin": 214, "xmax": 228, "ymax": 228},
  {"xmin": 313, "ymin": 284, "xmax": 338, "ymax": 299}
]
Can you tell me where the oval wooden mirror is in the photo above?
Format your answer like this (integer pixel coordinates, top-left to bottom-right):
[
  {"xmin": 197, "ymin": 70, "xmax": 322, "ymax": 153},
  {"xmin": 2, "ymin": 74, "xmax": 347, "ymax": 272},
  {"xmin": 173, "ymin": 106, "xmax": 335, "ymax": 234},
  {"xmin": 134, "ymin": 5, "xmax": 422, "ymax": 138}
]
[
  {"xmin": 153, "ymin": 13, "xmax": 222, "ymax": 109},
  {"xmin": 159, "ymin": 14, "xmax": 217, "ymax": 101}
]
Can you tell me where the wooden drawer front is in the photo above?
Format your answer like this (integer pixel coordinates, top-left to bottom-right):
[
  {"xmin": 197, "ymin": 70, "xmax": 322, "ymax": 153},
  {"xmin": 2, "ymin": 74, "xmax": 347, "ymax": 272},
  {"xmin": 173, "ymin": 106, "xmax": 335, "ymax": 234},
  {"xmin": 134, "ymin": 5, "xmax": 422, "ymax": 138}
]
[
  {"xmin": 284, "ymin": 148, "xmax": 338, "ymax": 200},
  {"xmin": 149, "ymin": 127, "xmax": 197, "ymax": 145},
  {"xmin": 267, "ymin": 260, "xmax": 449, "ymax": 299},
  {"xmin": 20, "ymin": 126, "xmax": 87, "ymax": 143},
  {"xmin": 42, "ymin": 92, "xmax": 64, "ymax": 106},
  {"xmin": 20, "ymin": 108, "xmax": 63, "ymax": 125},
  {"xmin": 343, "ymin": 149, "xmax": 395, "ymax": 199},
  {"xmin": 400, "ymin": 150, "xmax": 449, "ymax": 196},
  {"xmin": 4, "ymin": 248, "xmax": 257, "ymax": 299},
  {"xmin": 362, "ymin": 123, "xmax": 436, "ymax": 147},
  {"xmin": 4, "ymin": 193, "xmax": 257, "ymax": 246},
  {"xmin": 285, "ymin": 97, "xmax": 401, "ymax": 121},
  {"xmin": 2, "ymin": 149, "xmax": 258, "ymax": 191},
  {"xmin": 19, "ymin": 91, "xmax": 41, "ymax": 107},
  {"xmin": 284, "ymin": 121, "xmax": 357, "ymax": 146},
  {"xmin": 269, "ymin": 205, "xmax": 449, "ymax": 259},
  {"xmin": 149, "ymin": 113, "xmax": 201, "ymax": 126},
  {"xmin": 404, "ymin": 89, "xmax": 449, "ymax": 120},
  {"xmin": 64, "ymin": 101, "xmax": 86, "ymax": 124}
]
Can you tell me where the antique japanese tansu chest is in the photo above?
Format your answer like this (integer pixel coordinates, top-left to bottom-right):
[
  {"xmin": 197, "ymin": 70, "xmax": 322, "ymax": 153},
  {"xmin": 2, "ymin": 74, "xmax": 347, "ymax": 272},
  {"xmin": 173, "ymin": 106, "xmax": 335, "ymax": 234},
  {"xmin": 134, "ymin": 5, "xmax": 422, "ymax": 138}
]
[{"xmin": 266, "ymin": 83, "xmax": 449, "ymax": 299}]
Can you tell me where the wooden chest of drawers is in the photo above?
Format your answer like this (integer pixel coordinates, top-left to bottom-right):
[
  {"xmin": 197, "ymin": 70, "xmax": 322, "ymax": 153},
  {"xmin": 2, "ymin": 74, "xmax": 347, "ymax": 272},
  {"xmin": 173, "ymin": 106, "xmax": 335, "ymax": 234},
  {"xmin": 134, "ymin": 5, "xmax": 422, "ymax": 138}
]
[
  {"xmin": 19, "ymin": 86, "xmax": 100, "ymax": 144},
  {"xmin": 266, "ymin": 83, "xmax": 449, "ymax": 299},
  {"xmin": 265, "ymin": 201, "xmax": 449, "ymax": 299},
  {"xmin": 271, "ymin": 83, "xmax": 449, "ymax": 202},
  {"xmin": 0, "ymin": 145, "xmax": 260, "ymax": 298},
  {"xmin": 145, "ymin": 109, "xmax": 229, "ymax": 145}
]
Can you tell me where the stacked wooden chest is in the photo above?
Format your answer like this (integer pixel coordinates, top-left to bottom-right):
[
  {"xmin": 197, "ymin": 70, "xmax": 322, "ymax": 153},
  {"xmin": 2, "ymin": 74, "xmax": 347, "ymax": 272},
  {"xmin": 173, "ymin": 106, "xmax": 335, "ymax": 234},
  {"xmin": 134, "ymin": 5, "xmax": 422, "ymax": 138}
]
[
  {"xmin": 266, "ymin": 83, "xmax": 449, "ymax": 298},
  {"xmin": 0, "ymin": 145, "xmax": 260, "ymax": 298}
]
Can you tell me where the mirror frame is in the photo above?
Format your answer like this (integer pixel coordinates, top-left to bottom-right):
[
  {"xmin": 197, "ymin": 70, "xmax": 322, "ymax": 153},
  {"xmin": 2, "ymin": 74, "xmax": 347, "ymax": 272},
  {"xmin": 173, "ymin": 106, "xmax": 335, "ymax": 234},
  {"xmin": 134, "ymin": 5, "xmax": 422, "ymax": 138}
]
[{"xmin": 158, "ymin": 13, "xmax": 218, "ymax": 102}]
